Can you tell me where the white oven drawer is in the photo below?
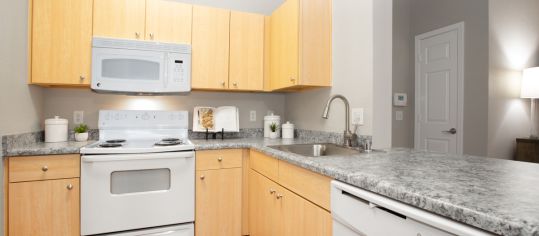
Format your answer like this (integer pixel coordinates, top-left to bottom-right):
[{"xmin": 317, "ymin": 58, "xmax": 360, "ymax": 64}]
[
  {"xmin": 81, "ymin": 151, "xmax": 195, "ymax": 236},
  {"xmin": 331, "ymin": 181, "xmax": 493, "ymax": 236}
]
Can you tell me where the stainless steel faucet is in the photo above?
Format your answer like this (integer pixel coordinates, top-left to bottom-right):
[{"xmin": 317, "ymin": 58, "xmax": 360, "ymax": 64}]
[{"xmin": 322, "ymin": 94, "xmax": 357, "ymax": 147}]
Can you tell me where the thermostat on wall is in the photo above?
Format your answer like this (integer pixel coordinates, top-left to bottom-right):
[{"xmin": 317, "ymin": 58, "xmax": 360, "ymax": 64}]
[{"xmin": 394, "ymin": 93, "xmax": 407, "ymax": 106}]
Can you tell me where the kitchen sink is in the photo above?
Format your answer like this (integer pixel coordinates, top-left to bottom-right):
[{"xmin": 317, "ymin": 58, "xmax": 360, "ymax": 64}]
[{"xmin": 269, "ymin": 143, "xmax": 381, "ymax": 157}]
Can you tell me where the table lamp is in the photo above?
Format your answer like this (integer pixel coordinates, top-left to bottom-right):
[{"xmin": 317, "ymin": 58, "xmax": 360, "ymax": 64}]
[{"xmin": 521, "ymin": 67, "xmax": 539, "ymax": 138}]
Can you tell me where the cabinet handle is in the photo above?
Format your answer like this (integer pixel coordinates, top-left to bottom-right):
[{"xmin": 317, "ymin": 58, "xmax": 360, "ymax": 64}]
[
  {"xmin": 135, "ymin": 32, "xmax": 140, "ymax": 39},
  {"xmin": 269, "ymin": 189, "xmax": 276, "ymax": 194},
  {"xmin": 200, "ymin": 175, "xmax": 205, "ymax": 180},
  {"xmin": 66, "ymin": 184, "xmax": 73, "ymax": 190},
  {"xmin": 149, "ymin": 33, "xmax": 154, "ymax": 40},
  {"xmin": 276, "ymin": 193, "xmax": 283, "ymax": 199},
  {"xmin": 217, "ymin": 157, "xmax": 223, "ymax": 162},
  {"xmin": 41, "ymin": 166, "xmax": 48, "ymax": 172}
]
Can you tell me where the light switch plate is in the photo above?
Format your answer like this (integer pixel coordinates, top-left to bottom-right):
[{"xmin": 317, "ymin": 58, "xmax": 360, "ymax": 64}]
[
  {"xmin": 395, "ymin": 110, "xmax": 403, "ymax": 121},
  {"xmin": 250, "ymin": 110, "xmax": 257, "ymax": 122},
  {"xmin": 74, "ymin": 111, "xmax": 84, "ymax": 124},
  {"xmin": 351, "ymin": 108, "xmax": 364, "ymax": 125}
]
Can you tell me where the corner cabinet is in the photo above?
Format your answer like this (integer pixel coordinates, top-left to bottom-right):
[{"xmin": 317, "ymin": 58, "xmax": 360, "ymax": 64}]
[
  {"xmin": 270, "ymin": 0, "xmax": 332, "ymax": 91},
  {"xmin": 30, "ymin": 0, "xmax": 93, "ymax": 86},
  {"xmin": 6, "ymin": 155, "xmax": 81, "ymax": 236}
]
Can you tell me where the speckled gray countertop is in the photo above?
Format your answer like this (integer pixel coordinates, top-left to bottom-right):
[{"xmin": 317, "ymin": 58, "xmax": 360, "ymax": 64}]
[
  {"xmin": 192, "ymin": 138, "xmax": 539, "ymax": 236},
  {"xmin": 4, "ymin": 137, "xmax": 539, "ymax": 235}
]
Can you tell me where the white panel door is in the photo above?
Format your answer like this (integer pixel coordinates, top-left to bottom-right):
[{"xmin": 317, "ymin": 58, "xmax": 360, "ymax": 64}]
[{"xmin": 415, "ymin": 23, "xmax": 463, "ymax": 154}]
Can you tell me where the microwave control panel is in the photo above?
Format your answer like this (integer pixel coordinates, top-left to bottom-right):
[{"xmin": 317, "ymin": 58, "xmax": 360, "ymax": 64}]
[{"xmin": 167, "ymin": 52, "xmax": 191, "ymax": 92}]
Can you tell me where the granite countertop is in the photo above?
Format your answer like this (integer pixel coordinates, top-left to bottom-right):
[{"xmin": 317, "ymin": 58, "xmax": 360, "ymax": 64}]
[{"xmin": 4, "ymin": 137, "xmax": 539, "ymax": 235}]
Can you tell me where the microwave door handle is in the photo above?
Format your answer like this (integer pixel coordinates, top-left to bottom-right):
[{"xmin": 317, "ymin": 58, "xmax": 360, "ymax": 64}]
[
  {"xmin": 82, "ymin": 151, "xmax": 193, "ymax": 162},
  {"xmin": 163, "ymin": 53, "xmax": 168, "ymax": 88}
]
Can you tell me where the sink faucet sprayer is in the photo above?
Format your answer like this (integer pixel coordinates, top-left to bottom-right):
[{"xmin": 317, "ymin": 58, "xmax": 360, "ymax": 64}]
[{"xmin": 322, "ymin": 94, "xmax": 358, "ymax": 147}]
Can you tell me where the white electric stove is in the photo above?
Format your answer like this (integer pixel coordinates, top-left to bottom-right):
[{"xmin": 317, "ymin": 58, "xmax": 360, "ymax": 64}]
[{"xmin": 80, "ymin": 110, "xmax": 195, "ymax": 236}]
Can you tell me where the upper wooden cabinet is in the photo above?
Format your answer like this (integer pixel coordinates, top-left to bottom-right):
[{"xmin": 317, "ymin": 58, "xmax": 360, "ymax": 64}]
[
  {"xmin": 93, "ymin": 0, "xmax": 146, "ymax": 40},
  {"xmin": 191, "ymin": 6, "xmax": 231, "ymax": 90},
  {"xmin": 93, "ymin": 0, "xmax": 192, "ymax": 43},
  {"xmin": 30, "ymin": 0, "xmax": 93, "ymax": 86},
  {"xmin": 229, "ymin": 11, "xmax": 265, "ymax": 91},
  {"xmin": 270, "ymin": 0, "xmax": 332, "ymax": 91},
  {"xmin": 145, "ymin": 0, "xmax": 192, "ymax": 43}
]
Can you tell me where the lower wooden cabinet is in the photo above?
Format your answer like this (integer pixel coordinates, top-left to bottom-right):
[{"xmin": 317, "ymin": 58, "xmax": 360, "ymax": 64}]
[
  {"xmin": 249, "ymin": 169, "xmax": 332, "ymax": 236},
  {"xmin": 9, "ymin": 178, "xmax": 80, "ymax": 236}
]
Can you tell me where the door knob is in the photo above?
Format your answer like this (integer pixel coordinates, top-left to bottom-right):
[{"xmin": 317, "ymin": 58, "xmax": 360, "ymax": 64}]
[{"xmin": 442, "ymin": 128, "xmax": 457, "ymax": 134}]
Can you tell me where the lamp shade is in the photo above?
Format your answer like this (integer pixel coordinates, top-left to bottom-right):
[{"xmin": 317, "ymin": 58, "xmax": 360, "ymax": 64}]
[{"xmin": 521, "ymin": 67, "xmax": 539, "ymax": 98}]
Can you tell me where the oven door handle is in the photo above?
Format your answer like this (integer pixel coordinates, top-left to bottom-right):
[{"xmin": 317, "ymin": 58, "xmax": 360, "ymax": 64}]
[{"xmin": 81, "ymin": 151, "xmax": 194, "ymax": 162}]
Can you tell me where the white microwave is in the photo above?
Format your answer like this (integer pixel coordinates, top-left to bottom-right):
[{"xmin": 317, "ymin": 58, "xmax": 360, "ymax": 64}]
[{"xmin": 91, "ymin": 37, "xmax": 191, "ymax": 95}]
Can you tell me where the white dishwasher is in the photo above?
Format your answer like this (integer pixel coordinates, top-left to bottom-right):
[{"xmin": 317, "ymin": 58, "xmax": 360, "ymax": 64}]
[{"xmin": 331, "ymin": 181, "xmax": 494, "ymax": 236}]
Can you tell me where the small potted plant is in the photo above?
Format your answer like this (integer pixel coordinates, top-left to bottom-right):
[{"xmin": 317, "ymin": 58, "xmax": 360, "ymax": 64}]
[
  {"xmin": 74, "ymin": 124, "xmax": 89, "ymax": 142},
  {"xmin": 269, "ymin": 122, "xmax": 279, "ymax": 139}
]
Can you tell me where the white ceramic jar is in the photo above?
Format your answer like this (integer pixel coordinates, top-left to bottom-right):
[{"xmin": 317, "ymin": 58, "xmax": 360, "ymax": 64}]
[
  {"xmin": 282, "ymin": 121, "xmax": 295, "ymax": 139},
  {"xmin": 264, "ymin": 113, "xmax": 281, "ymax": 138},
  {"xmin": 45, "ymin": 116, "xmax": 68, "ymax": 143}
]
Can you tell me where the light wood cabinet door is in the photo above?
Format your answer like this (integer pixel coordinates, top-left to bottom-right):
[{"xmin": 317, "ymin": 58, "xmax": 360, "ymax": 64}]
[
  {"xmin": 249, "ymin": 170, "xmax": 279, "ymax": 236},
  {"xmin": 31, "ymin": 0, "xmax": 92, "ymax": 85},
  {"xmin": 277, "ymin": 185, "xmax": 332, "ymax": 236},
  {"xmin": 191, "ymin": 6, "xmax": 231, "ymax": 90},
  {"xmin": 93, "ymin": 0, "xmax": 146, "ymax": 39},
  {"xmin": 229, "ymin": 11, "xmax": 265, "ymax": 91},
  {"xmin": 9, "ymin": 178, "xmax": 80, "ymax": 236},
  {"xmin": 196, "ymin": 168, "xmax": 242, "ymax": 236},
  {"xmin": 270, "ymin": 0, "xmax": 299, "ymax": 90},
  {"xmin": 145, "ymin": 0, "xmax": 192, "ymax": 43}
]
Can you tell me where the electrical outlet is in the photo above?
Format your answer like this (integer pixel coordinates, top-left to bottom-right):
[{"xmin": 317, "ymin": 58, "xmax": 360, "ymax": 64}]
[
  {"xmin": 250, "ymin": 110, "xmax": 257, "ymax": 122},
  {"xmin": 351, "ymin": 108, "xmax": 364, "ymax": 125},
  {"xmin": 74, "ymin": 111, "xmax": 84, "ymax": 124}
]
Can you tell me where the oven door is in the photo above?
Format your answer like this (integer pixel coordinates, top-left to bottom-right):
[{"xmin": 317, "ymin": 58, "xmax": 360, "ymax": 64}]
[
  {"xmin": 81, "ymin": 151, "xmax": 194, "ymax": 236},
  {"xmin": 91, "ymin": 47, "xmax": 167, "ymax": 94}
]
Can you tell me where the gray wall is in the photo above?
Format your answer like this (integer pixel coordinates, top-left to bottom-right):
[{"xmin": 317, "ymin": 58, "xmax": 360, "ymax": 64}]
[
  {"xmin": 285, "ymin": 0, "xmax": 375, "ymax": 136},
  {"xmin": 391, "ymin": 0, "xmax": 489, "ymax": 156},
  {"xmin": 488, "ymin": 0, "xmax": 539, "ymax": 159},
  {"xmin": 43, "ymin": 89, "xmax": 286, "ymax": 130}
]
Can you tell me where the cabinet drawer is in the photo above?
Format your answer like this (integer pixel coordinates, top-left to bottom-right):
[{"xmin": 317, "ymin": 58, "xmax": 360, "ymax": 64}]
[
  {"xmin": 250, "ymin": 150, "xmax": 279, "ymax": 180},
  {"xmin": 196, "ymin": 149, "xmax": 242, "ymax": 170},
  {"xmin": 9, "ymin": 155, "xmax": 80, "ymax": 182},
  {"xmin": 278, "ymin": 160, "xmax": 331, "ymax": 211}
]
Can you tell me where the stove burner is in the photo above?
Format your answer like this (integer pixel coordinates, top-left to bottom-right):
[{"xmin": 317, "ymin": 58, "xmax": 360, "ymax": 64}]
[
  {"xmin": 99, "ymin": 143, "xmax": 123, "ymax": 148},
  {"xmin": 106, "ymin": 139, "xmax": 126, "ymax": 144},
  {"xmin": 155, "ymin": 140, "xmax": 183, "ymax": 146},
  {"xmin": 162, "ymin": 138, "xmax": 181, "ymax": 142}
]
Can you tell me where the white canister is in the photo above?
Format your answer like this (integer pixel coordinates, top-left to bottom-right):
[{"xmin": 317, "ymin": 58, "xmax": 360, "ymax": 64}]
[
  {"xmin": 281, "ymin": 121, "xmax": 295, "ymax": 139},
  {"xmin": 264, "ymin": 113, "xmax": 281, "ymax": 138},
  {"xmin": 45, "ymin": 116, "xmax": 68, "ymax": 143}
]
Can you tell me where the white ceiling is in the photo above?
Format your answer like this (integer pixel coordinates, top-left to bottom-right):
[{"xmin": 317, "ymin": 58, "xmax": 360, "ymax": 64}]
[{"xmin": 172, "ymin": 0, "xmax": 284, "ymax": 15}]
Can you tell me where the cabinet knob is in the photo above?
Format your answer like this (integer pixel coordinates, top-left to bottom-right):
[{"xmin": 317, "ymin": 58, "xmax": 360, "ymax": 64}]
[
  {"xmin": 217, "ymin": 157, "xmax": 223, "ymax": 162},
  {"xmin": 135, "ymin": 32, "xmax": 140, "ymax": 39},
  {"xmin": 41, "ymin": 166, "xmax": 48, "ymax": 172},
  {"xmin": 276, "ymin": 193, "xmax": 283, "ymax": 199},
  {"xmin": 200, "ymin": 175, "xmax": 205, "ymax": 180},
  {"xmin": 233, "ymin": 82, "xmax": 238, "ymax": 87},
  {"xmin": 149, "ymin": 33, "xmax": 154, "ymax": 40},
  {"xmin": 66, "ymin": 184, "xmax": 73, "ymax": 190},
  {"xmin": 269, "ymin": 189, "xmax": 276, "ymax": 195},
  {"xmin": 290, "ymin": 77, "xmax": 296, "ymax": 83},
  {"xmin": 221, "ymin": 81, "xmax": 226, "ymax": 87},
  {"xmin": 79, "ymin": 76, "xmax": 86, "ymax": 80}
]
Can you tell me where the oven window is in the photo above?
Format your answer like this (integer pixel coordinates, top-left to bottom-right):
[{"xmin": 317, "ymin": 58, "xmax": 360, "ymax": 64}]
[
  {"xmin": 110, "ymin": 168, "xmax": 171, "ymax": 194},
  {"xmin": 102, "ymin": 59, "xmax": 160, "ymax": 81}
]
